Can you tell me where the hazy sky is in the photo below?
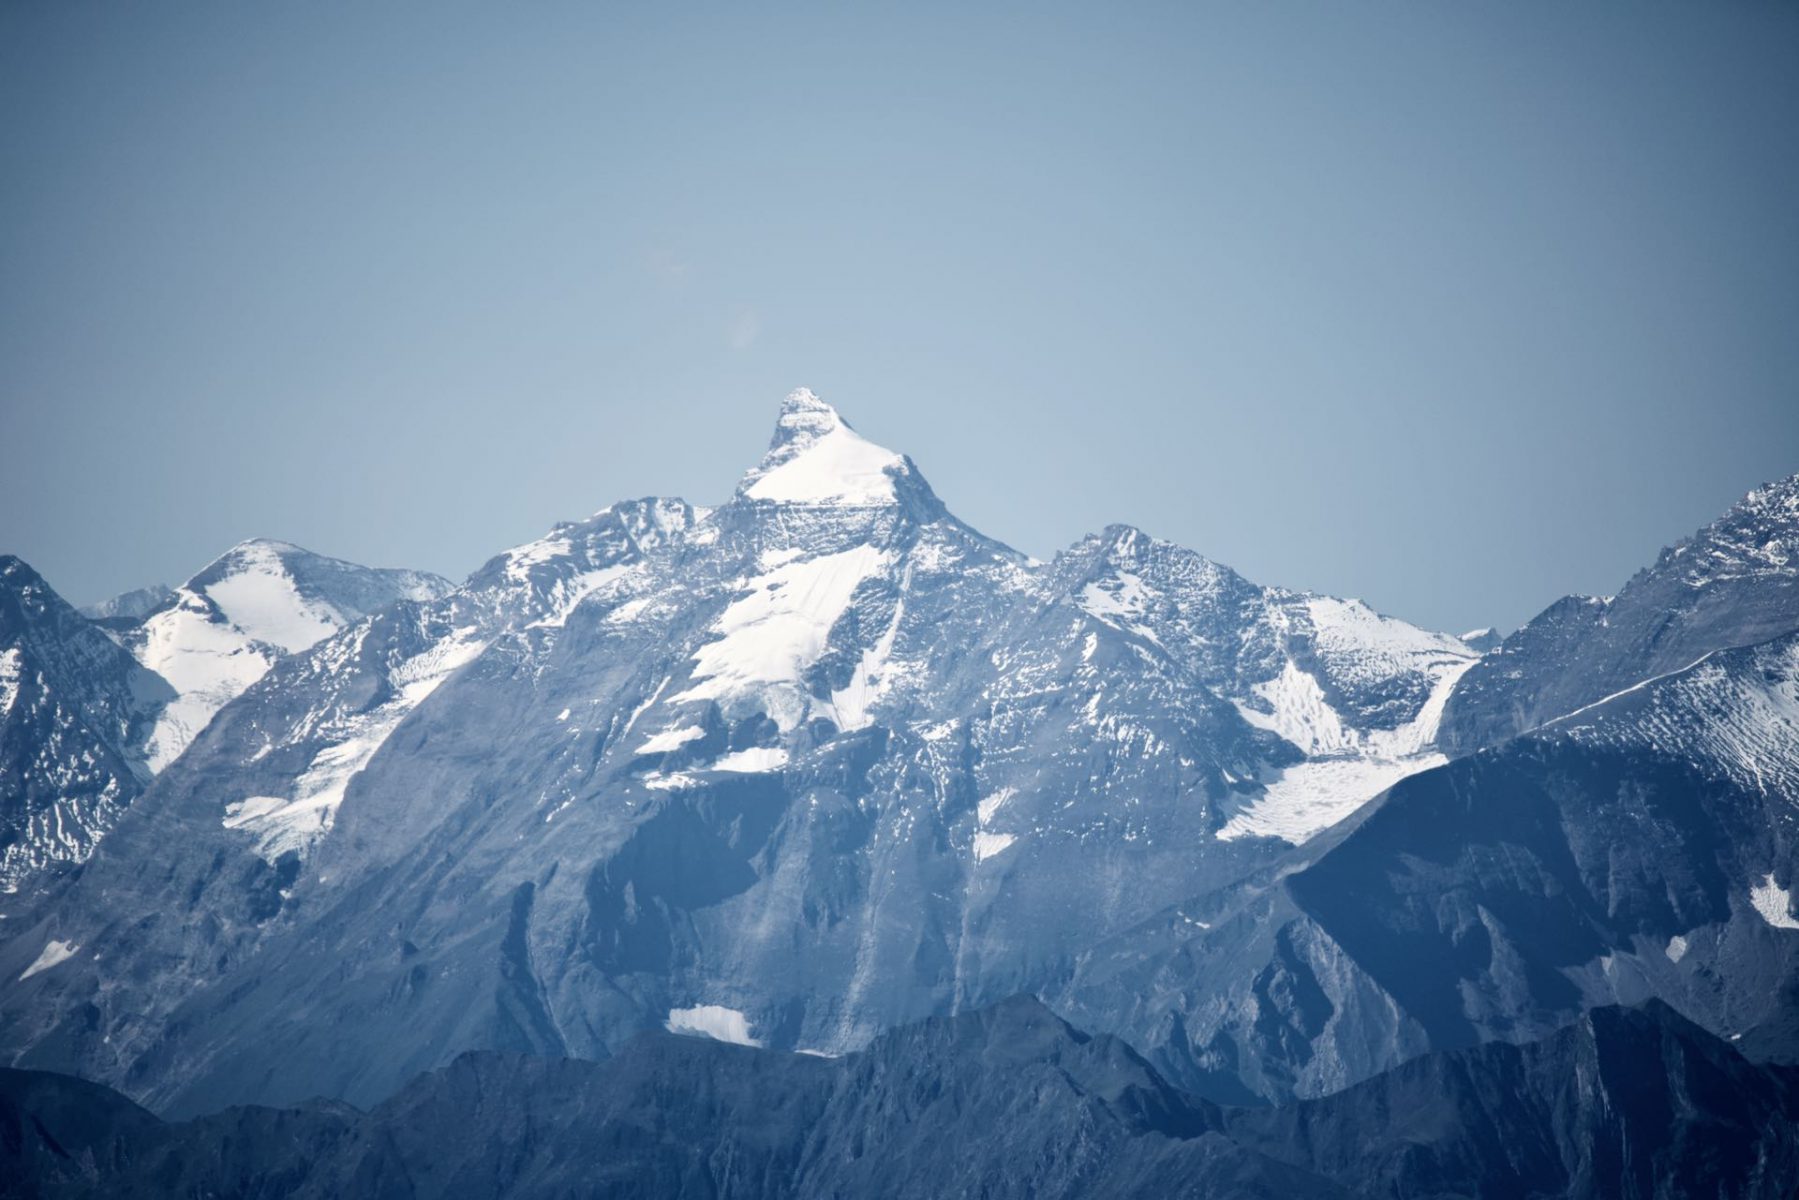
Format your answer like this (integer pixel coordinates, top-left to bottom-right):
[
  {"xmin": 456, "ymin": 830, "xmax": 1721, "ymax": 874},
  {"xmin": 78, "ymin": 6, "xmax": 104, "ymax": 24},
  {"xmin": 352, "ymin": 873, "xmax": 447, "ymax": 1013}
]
[{"xmin": 3, "ymin": 2, "xmax": 1795, "ymax": 633}]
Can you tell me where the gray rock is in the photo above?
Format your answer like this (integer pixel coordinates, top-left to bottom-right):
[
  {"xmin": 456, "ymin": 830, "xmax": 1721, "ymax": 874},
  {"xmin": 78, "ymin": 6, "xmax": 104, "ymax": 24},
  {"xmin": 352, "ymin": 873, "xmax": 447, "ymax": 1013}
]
[
  {"xmin": 1440, "ymin": 475, "xmax": 1799, "ymax": 753},
  {"xmin": 0, "ymin": 557, "xmax": 170, "ymax": 895},
  {"xmin": 1058, "ymin": 631, "xmax": 1799, "ymax": 1104}
]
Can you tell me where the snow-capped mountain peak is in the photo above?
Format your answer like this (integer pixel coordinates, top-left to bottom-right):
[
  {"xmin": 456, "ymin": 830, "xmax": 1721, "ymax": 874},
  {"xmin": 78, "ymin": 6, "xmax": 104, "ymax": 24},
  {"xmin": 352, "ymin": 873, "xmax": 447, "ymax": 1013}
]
[
  {"xmin": 186, "ymin": 539, "xmax": 354, "ymax": 652},
  {"xmin": 185, "ymin": 538, "xmax": 448, "ymax": 649},
  {"xmin": 737, "ymin": 388, "xmax": 913, "ymax": 506},
  {"xmin": 125, "ymin": 540, "xmax": 454, "ymax": 771}
]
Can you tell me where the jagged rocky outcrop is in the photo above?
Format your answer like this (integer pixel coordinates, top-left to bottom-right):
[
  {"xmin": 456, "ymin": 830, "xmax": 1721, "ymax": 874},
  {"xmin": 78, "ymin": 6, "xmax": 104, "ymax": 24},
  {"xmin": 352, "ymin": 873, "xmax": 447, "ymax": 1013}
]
[
  {"xmin": 1440, "ymin": 475, "xmax": 1799, "ymax": 753},
  {"xmin": 0, "ymin": 558, "xmax": 170, "ymax": 894}
]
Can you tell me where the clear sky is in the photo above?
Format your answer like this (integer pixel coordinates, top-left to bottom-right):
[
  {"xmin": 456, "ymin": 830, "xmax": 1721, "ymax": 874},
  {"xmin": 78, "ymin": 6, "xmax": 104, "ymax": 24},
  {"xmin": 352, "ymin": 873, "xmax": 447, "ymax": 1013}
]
[{"xmin": 2, "ymin": 2, "xmax": 1795, "ymax": 634}]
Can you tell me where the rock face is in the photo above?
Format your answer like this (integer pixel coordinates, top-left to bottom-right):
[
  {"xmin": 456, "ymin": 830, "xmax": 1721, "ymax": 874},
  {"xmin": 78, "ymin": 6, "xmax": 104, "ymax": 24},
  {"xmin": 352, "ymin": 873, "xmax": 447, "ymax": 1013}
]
[
  {"xmin": 1054, "ymin": 629, "xmax": 1799, "ymax": 1104},
  {"xmin": 0, "ymin": 557, "xmax": 170, "ymax": 893},
  {"xmin": 1229, "ymin": 999, "xmax": 1799, "ymax": 1199},
  {"xmin": 1457, "ymin": 626, "xmax": 1503, "ymax": 654},
  {"xmin": 3, "ymin": 996, "xmax": 1794, "ymax": 1200},
  {"xmin": 0, "ymin": 544, "xmax": 450, "ymax": 900},
  {"xmin": 1439, "ymin": 475, "xmax": 1799, "ymax": 754},
  {"xmin": 0, "ymin": 391, "xmax": 1481, "ymax": 1116},
  {"xmin": 1033, "ymin": 469, "xmax": 1797, "ymax": 1109}
]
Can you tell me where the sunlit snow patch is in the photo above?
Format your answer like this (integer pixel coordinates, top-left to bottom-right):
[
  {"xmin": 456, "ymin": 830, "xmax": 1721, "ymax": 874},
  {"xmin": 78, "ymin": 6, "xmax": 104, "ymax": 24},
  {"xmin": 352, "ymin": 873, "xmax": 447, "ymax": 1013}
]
[
  {"xmin": 133, "ymin": 541, "xmax": 441, "ymax": 772},
  {"xmin": 1549, "ymin": 641, "xmax": 1799, "ymax": 799},
  {"xmin": 203, "ymin": 541, "xmax": 340, "ymax": 650},
  {"xmin": 526, "ymin": 564, "xmax": 639, "ymax": 629},
  {"xmin": 1219, "ymin": 655, "xmax": 1475, "ymax": 844},
  {"xmin": 1301, "ymin": 596, "xmax": 1474, "ymax": 696},
  {"xmin": 18, "ymin": 939, "xmax": 79, "ymax": 981},
  {"xmin": 973, "ymin": 831, "xmax": 1017, "ymax": 862},
  {"xmin": 673, "ymin": 545, "xmax": 888, "ymax": 730},
  {"xmin": 666, "ymin": 1004, "xmax": 761, "ymax": 1047},
  {"xmin": 1079, "ymin": 571, "xmax": 1160, "ymax": 644},
  {"xmin": 1751, "ymin": 874, "xmax": 1799, "ymax": 930},
  {"xmin": 977, "ymin": 788, "xmax": 1016, "ymax": 825},
  {"xmin": 636, "ymin": 725, "xmax": 705, "ymax": 755},
  {"xmin": 135, "ymin": 594, "xmax": 285, "ymax": 772},
  {"xmin": 828, "ymin": 562, "xmax": 911, "ymax": 732},
  {"xmin": 711, "ymin": 746, "xmax": 789, "ymax": 773},
  {"xmin": 501, "ymin": 534, "xmax": 572, "ymax": 583},
  {"xmin": 0, "ymin": 648, "xmax": 20, "ymax": 717}
]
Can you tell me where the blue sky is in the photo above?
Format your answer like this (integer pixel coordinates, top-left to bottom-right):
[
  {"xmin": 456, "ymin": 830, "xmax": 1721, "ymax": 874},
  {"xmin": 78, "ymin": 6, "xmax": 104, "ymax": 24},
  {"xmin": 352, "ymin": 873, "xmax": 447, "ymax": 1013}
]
[{"xmin": 2, "ymin": 1, "xmax": 1795, "ymax": 632}]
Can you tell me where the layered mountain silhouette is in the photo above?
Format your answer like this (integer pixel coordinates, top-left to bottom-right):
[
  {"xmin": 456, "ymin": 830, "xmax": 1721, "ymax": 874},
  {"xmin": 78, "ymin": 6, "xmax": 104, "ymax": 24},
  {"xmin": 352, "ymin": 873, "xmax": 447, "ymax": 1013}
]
[
  {"xmin": 1, "ymin": 389, "xmax": 1795, "ymax": 1196},
  {"xmin": 4, "ymin": 996, "xmax": 1794, "ymax": 1198}
]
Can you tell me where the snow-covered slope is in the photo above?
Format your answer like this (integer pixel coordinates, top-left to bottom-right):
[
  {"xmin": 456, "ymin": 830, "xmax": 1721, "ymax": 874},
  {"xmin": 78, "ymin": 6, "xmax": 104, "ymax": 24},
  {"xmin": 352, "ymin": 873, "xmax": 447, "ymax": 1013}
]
[
  {"xmin": 736, "ymin": 388, "xmax": 910, "ymax": 505},
  {"xmin": 1541, "ymin": 632, "xmax": 1799, "ymax": 799},
  {"xmin": 121, "ymin": 540, "xmax": 451, "ymax": 771},
  {"xmin": 0, "ymin": 542, "xmax": 450, "ymax": 896},
  {"xmin": 1047, "ymin": 525, "xmax": 1476, "ymax": 843},
  {"xmin": 207, "ymin": 504, "xmax": 688, "ymax": 862},
  {"xmin": 1456, "ymin": 627, "xmax": 1502, "ymax": 654}
]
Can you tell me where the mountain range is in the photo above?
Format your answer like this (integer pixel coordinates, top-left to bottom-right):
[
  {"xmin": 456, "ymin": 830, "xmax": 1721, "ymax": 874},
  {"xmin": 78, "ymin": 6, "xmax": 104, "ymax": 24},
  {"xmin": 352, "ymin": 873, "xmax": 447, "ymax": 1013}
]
[
  {"xmin": 5, "ymin": 996, "xmax": 1794, "ymax": 1198},
  {"xmin": 2, "ymin": 388, "xmax": 1795, "ymax": 1196}
]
